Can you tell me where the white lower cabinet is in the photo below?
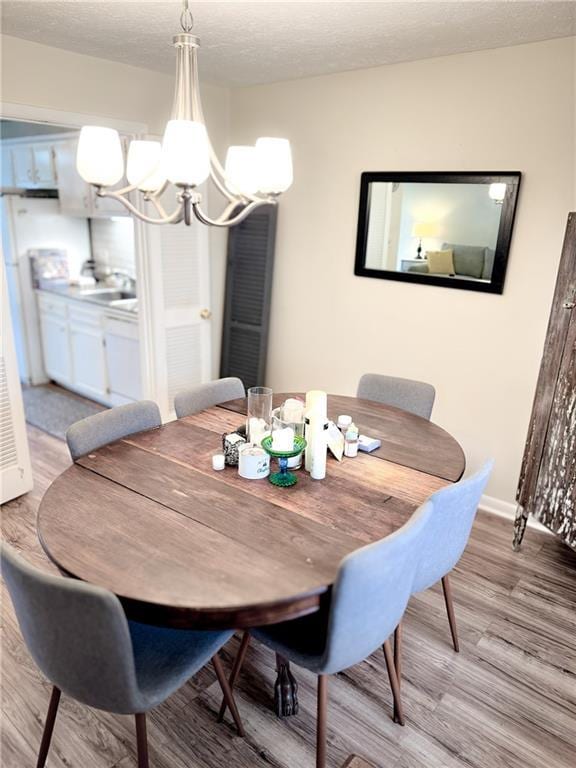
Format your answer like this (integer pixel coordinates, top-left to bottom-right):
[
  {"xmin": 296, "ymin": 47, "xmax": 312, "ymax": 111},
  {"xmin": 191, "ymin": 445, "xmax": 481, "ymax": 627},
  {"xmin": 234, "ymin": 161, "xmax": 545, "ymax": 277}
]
[
  {"xmin": 69, "ymin": 305, "xmax": 108, "ymax": 401},
  {"xmin": 39, "ymin": 296, "xmax": 72, "ymax": 385},
  {"xmin": 37, "ymin": 292, "xmax": 139, "ymax": 406},
  {"xmin": 104, "ymin": 315, "xmax": 141, "ymax": 404}
]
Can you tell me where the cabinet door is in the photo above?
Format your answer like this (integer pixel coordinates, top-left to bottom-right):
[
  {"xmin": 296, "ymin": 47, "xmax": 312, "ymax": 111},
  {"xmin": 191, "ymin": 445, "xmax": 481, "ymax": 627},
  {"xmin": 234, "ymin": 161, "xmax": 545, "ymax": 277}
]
[
  {"xmin": 70, "ymin": 323, "xmax": 108, "ymax": 399},
  {"xmin": 53, "ymin": 139, "xmax": 92, "ymax": 217},
  {"xmin": 104, "ymin": 316, "xmax": 140, "ymax": 402},
  {"xmin": 32, "ymin": 144, "xmax": 57, "ymax": 187},
  {"xmin": 1, "ymin": 145, "xmax": 14, "ymax": 187},
  {"xmin": 40, "ymin": 313, "xmax": 71, "ymax": 384},
  {"xmin": 11, "ymin": 146, "xmax": 35, "ymax": 187}
]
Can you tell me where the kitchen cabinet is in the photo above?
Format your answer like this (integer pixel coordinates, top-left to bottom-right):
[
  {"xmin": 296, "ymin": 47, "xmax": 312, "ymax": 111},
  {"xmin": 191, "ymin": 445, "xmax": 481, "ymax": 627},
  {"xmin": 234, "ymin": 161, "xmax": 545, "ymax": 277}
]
[
  {"xmin": 38, "ymin": 297, "xmax": 72, "ymax": 385},
  {"xmin": 11, "ymin": 145, "xmax": 35, "ymax": 187},
  {"xmin": 69, "ymin": 305, "xmax": 108, "ymax": 400},
  {"xmin": 53, "ymin": 138, "xmax": 128, "ymax": 218},
  {"xmin": 32, "ymin": 144, "xmax": 57, "ymax": 187},
  {"xmin": 53, "ymin": 139, "xmax": 92, "ymax": 217},
  {"xmin": 37, "ymin": 290, "xmax": 139, "ymax": 406},
  {"xmin": 10, "ymin": 143, "xmax": 57, "ymax": 188},
  {"xmin": 2, "ymin": 145, "xmax": 14, "ymax": 187},
  {"xmin": 104, "ymin": 314, "xmax": 141, "ymax": 404}
]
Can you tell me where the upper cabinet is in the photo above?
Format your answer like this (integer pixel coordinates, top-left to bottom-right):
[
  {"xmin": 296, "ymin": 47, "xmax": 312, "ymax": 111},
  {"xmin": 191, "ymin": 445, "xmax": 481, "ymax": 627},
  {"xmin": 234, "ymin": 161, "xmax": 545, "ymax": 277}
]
[
  {"xmin": 1, "ymin": 133, "xmax": 129, "ymax": 218},
  {"xmin": 9, "ymin": 143, "xmax": 57, "ymax": 189},
  {"xmin": 53, "ymin": 137, "xmax": 128, "ymax": 219}
]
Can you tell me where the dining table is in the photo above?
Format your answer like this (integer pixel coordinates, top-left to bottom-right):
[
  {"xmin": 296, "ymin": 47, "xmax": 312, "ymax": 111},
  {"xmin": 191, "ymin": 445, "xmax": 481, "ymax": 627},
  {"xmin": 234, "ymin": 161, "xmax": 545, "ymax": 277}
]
[{"xmin": 37, "ymin": 392, "xmax": 465, "ymax": 717}]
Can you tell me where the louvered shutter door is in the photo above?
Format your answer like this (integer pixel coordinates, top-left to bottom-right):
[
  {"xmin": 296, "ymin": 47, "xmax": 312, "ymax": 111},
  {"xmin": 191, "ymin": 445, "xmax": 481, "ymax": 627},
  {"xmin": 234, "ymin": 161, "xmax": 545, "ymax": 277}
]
[
  {"xmin": 0, "ymin": 258, "xmax": 33, "ymax": 503},
  {"xmin": 220, "ymin": 205, "xmax": 277, "ymax": 388}
]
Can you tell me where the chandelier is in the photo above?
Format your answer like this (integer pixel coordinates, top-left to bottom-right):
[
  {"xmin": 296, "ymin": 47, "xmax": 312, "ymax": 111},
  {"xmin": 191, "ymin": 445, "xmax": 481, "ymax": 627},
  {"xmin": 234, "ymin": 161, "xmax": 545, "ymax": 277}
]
[{"xmin": 75, "ymin": 1, "xmax": 293, "ymax": 227}]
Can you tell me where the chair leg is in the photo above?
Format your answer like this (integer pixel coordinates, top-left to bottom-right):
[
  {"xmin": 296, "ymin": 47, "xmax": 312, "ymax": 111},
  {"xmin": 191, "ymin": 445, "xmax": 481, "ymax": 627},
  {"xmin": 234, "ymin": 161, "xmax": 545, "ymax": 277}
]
[
  {"xmin": 441, "ymin": 574, "xmax": 460, "ymax": 652},
  {"xmin": 36, "ymin": 686, "xmax": 61, "ymax": 768},
  {"xmin": 393, "ymin": 622, "xmax": 403, "ymax": 724},
  {"xmin": 316, "ymin": 675, "xmax": 328, "ymax": 768},
  {"xmin": 217, "ymin": 630, "xmax": 250, "ymax": 722},
  {"xmin": 135, "ymin": 713, "xmax": 149, "ymax": 768},
  {"xmin": 213, "ymin": 655, "xmax": 245, "ymax": 737},
  {"xmin": 382, "ymin": 640, "xmax": 405, "ymax": 726}
]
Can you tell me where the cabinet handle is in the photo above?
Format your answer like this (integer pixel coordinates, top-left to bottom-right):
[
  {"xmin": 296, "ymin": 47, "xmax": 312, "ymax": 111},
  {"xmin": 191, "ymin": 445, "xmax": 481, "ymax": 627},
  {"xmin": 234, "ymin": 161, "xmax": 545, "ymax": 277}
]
[{"xmin": 34, "ymin": 169, "xmax": 40, "ymax": 182}]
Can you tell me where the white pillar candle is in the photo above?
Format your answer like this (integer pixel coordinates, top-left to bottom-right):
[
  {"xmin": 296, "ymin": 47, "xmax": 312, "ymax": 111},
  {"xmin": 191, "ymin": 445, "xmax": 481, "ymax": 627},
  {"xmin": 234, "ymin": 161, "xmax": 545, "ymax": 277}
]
[
  {"xmin": 212, "ymin": 453, "xmax": 225, "ymax": 471},
  {"xmin": 272, "ymin": 426, "xmax": 295, "ymax": 452},
  {"xmin": 248, "ymin": 417, "xmax": 270, "ymax": 445},
  {"xmin": 305, "ymin": 390, "xmax": 327, "ymax": 418},
  {"xmin": 282, "ymin": 398, "xmax": 305, "ymax": 423}
]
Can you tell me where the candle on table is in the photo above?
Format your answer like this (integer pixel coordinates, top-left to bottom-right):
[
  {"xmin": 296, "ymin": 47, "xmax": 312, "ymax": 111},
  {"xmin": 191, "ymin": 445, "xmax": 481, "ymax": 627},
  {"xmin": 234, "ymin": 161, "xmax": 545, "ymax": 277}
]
[
  {"xmin": 272, "ymin": 426, "xmax": 295, "ymax": 452},
  {"xmin": 248, "ymin": 417, "xmax": 270, "ymax": 445},
  {"xmin": 212, "ymin": 453, "xmax": 225, "ymax": 471}
]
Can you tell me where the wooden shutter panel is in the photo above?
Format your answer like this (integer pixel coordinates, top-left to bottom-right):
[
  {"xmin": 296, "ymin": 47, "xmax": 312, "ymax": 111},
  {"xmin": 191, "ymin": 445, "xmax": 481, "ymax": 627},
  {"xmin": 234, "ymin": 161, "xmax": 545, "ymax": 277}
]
[{"xmin": 220, "ymin": 205, "xmax": 277, "ymax": 389}]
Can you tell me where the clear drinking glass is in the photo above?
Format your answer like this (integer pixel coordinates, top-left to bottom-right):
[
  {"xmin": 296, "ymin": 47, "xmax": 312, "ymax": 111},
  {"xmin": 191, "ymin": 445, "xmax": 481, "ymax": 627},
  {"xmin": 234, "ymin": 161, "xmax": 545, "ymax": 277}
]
[
  {"xmin": 246, "ymin": 386, "xmax": 273, "ymax": 445},
  {"xmin": 272, "ymin": 406, "xmax": 305, "ymax": 469}
]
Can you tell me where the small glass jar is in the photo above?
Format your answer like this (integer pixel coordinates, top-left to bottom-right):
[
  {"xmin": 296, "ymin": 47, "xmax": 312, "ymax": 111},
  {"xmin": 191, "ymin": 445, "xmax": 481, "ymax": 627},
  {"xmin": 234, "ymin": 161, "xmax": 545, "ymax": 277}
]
[{"xmin": 344, "ymin": 423, "xmax": 359, "ymax": 458}]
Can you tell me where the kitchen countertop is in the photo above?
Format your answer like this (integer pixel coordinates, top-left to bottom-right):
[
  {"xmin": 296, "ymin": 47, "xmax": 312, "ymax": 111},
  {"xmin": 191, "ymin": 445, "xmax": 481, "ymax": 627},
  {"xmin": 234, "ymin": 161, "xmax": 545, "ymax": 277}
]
[{"xmin": 37, "ymin": 284, "xmax": 138, "ymax": 316}]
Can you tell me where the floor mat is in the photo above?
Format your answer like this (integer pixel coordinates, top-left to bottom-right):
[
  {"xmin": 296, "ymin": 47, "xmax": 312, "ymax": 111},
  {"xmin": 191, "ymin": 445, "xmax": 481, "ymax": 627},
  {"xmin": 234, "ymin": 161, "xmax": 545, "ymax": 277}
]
[{"xmin": 22, "ymin": 384, "xmax": 106, "ymax": 441}]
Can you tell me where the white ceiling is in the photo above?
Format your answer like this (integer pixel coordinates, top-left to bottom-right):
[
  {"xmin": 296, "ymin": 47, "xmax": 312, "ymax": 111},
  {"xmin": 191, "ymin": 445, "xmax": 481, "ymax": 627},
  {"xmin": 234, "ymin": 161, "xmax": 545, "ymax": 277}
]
[{"xmin": 2, "ymin": 1, "xmax": 575, "ymax": 87}]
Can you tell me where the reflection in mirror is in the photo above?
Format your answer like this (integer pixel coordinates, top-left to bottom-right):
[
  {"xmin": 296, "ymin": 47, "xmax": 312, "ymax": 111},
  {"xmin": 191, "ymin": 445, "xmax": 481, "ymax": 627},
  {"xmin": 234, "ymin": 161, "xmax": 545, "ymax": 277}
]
[{"xmin": 355, "ymin": 173, "xmax": 520, "ymax": 294}]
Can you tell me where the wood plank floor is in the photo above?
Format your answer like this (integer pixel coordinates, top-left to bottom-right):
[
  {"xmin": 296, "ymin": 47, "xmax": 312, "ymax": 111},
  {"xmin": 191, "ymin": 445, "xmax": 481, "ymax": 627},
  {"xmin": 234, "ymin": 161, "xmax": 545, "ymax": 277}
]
[{"xmin": 2, "ymin": 425, "xmax": 576, "ymax": 768}]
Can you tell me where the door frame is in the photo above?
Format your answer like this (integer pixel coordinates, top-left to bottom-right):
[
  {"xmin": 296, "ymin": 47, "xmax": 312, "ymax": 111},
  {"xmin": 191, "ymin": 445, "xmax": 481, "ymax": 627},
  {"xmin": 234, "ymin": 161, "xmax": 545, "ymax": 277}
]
[{"xmin": 0, "ymin": 102, "xmax": 158, "ymax": 406}]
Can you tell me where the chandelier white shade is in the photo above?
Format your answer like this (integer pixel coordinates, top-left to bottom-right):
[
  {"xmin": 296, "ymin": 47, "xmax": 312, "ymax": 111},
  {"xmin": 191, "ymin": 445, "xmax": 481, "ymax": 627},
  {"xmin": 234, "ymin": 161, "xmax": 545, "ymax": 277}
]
[
  {"xmin": 76, "ymin": 1, "xmax": 293, "ymax": 228},
  {"xmin": 77, "ymin": 126, "xmax": 124, "ymax": 187}
]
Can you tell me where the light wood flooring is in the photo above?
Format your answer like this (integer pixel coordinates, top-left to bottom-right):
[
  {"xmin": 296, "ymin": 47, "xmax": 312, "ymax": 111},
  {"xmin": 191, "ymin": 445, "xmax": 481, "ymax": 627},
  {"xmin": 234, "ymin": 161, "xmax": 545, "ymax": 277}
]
[{"xmin": 1, "ymin": 425, "xmax": 576, "ymax": 768}]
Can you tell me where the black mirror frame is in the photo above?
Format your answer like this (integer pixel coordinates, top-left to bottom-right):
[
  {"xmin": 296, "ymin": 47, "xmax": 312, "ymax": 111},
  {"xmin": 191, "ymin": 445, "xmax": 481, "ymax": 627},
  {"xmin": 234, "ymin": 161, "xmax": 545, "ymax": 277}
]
[{"xmin": 354, "ymin": 171, "xmax": 521, "ymax": 294}]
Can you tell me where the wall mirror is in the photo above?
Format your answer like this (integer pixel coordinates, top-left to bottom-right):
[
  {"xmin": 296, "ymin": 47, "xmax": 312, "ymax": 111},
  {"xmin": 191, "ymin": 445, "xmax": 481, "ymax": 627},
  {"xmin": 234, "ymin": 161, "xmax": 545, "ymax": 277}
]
[{"xmin": 354, "ymin": 172, "xmax": 521, "ymax": 293}]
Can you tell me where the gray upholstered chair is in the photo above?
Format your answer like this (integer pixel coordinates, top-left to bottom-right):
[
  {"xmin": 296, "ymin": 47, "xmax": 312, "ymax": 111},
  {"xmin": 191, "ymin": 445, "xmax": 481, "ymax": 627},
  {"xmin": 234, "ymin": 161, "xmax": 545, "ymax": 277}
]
[
  {"xmin": 1, "ymin": 543, "xmax": 244, "ymax": 768},
  {"xmin": 222, "ymin": 502, "xmax": 435, "ymax": 768},
  {"xmin": 174, "ymin": 377, "xmax": 246, "ymax": 418},
  {"xmin": 389, "ymin": 462, "xmax": 493, "ymax": 722},
  {"xmin": 357, "ymin": 373, "xmax": 436, "ymax": 420},
  {"xmin": 65, "ymin": 400, "xmax": 161, "ymax": 461}
]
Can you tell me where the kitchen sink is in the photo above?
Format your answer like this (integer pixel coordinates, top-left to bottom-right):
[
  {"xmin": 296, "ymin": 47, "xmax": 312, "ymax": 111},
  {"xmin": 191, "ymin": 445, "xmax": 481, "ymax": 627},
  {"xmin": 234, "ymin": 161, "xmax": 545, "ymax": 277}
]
[{"xmin": 80, "ymin": 289, "xmax": 137, "ymax": 304}]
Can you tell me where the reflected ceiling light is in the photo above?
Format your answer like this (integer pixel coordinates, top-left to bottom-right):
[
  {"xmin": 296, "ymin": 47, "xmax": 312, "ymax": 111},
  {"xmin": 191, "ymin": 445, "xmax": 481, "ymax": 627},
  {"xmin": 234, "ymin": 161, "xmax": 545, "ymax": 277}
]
[
  {"xmin": 76, "ymin": 0, "xmax": 293, "ymax": 227},
  {"xmin": 489, "ymin": 183, "xmax": 506, "ymax": 205}
]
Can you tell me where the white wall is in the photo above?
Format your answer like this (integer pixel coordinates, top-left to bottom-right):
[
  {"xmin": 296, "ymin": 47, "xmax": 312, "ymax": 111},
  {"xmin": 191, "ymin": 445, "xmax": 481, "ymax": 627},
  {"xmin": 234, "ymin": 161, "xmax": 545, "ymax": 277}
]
[
  {"xmin": 1, "ymin": 35, "xmax": 231, "ymax": 376},
  {"xmin": 230, "ymin": 38, "xmax": 576, "ymax": 504}
]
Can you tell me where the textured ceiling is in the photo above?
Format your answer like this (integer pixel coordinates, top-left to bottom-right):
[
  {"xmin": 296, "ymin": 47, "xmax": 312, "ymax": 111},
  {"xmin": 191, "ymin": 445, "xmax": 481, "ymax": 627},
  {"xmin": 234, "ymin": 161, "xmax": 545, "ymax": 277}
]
[{"xmin": 2, "ymin": 1, "xmax": 575, "ymax": 87}]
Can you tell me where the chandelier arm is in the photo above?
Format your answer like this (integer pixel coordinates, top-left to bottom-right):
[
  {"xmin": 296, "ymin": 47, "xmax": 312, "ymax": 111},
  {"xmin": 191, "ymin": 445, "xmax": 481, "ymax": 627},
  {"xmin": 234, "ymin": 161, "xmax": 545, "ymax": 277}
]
[
  {"xmin": 97, "ymin": 189, "xmax": 185, "ymax": 225},
  {"xmin": 192, "ymin": 198, "xmax": 273, "ymax": 228}
]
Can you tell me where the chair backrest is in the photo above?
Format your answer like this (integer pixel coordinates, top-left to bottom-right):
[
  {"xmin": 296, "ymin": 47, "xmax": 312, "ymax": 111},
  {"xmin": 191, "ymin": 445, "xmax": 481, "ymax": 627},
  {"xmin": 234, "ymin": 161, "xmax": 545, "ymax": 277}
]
[
  {"xmin": 357, "ymin": 373, "xmax": 436, "ymax": 420},
  {"xmin": 320, "ymin": 501, "xmax": 433, "ymax": 674},
  {"xmin": 66, "ymin": 401, "xmax": 161, "ymax": 460},
  {"xmin": 412, "ymin": 461, "xmax": 493, "ymax": 594},
  {"xmin": 174, "ymin": 377, "xmax": 246, "ymax": 418},
  {"xmin": 1, "ymin": 543, "xmax": 142, "ymax": 713}
]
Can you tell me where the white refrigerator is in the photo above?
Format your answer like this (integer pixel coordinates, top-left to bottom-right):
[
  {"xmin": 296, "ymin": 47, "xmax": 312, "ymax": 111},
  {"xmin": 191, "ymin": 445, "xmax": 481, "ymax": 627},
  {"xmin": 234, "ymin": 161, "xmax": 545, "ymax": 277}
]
[{"xmin": 1, "ymin": 195, "xmax": 91, "ymax": 384}]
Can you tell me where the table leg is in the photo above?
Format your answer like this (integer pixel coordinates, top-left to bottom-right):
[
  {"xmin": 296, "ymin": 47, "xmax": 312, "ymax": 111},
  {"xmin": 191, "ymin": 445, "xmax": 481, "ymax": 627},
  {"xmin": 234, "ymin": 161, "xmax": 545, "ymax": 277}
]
[{"xmin": 274, "ymin": 653, "xmax": 299, "ymax": 717}]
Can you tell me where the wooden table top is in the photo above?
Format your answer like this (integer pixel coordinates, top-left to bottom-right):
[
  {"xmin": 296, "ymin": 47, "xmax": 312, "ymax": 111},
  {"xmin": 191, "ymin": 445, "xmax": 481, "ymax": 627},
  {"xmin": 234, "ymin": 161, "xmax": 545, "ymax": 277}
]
[{"xmin": 37, "ymin": 394, "xmax": 465, "ymax": 629}]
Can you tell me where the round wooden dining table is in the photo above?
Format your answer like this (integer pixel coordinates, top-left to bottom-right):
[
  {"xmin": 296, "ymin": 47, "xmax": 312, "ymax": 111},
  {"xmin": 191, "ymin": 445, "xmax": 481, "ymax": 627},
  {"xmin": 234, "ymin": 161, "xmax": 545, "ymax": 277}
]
[{"xmin": 38, "ymin": 392, "xmax": 465, "ymax": 716}]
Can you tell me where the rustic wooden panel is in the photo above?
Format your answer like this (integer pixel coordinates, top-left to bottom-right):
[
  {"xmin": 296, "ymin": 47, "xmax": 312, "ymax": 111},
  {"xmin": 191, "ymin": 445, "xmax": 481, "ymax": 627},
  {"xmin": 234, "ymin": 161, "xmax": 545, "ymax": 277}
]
[
  {"xmin": 218, "ymin": 393, "xmax": 466, "ymax": 482},
  {"xmin": 517, "ymin": 212, "xmax": 576, "ymax": 513},
  {"xmin": 532, "ymin": 307, "xmax": 576, "ymax": 549}
]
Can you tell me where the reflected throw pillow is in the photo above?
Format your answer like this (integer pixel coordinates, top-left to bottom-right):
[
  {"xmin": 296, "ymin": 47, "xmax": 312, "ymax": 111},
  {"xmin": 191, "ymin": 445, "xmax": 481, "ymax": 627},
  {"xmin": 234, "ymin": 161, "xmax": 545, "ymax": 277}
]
[{"xmin": 426, "ymin": 249, "xmax": 455, "ymax": 275}]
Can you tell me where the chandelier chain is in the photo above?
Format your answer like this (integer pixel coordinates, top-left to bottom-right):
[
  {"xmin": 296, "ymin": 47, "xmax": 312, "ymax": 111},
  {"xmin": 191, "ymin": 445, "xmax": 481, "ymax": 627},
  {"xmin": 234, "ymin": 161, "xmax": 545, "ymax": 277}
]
[{"xmin": 180, "ymin": 0, "xmax": 194, "ymax": 32}]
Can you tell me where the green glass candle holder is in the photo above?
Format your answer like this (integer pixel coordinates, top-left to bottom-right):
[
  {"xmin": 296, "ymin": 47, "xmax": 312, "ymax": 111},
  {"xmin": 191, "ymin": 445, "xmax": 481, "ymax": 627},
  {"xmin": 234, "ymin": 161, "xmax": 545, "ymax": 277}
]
[{"xmin": 261, "ymin": 435, "xmax": 307, "ymax": 487}]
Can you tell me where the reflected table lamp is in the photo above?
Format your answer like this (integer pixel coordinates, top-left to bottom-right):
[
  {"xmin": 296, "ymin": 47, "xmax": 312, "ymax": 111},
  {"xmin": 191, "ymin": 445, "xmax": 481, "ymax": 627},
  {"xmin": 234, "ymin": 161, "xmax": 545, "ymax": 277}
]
[{"xmin": 412, "ymin": 221, "xmax": 439, "ymax": 259}]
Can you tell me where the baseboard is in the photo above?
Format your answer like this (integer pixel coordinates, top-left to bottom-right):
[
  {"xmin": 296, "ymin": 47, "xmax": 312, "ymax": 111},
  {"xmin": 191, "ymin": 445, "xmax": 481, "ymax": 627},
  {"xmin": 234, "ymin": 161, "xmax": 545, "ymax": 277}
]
[{"xmin": 479, "ymin": 494, "xmax": 551, "ymax": 534}]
